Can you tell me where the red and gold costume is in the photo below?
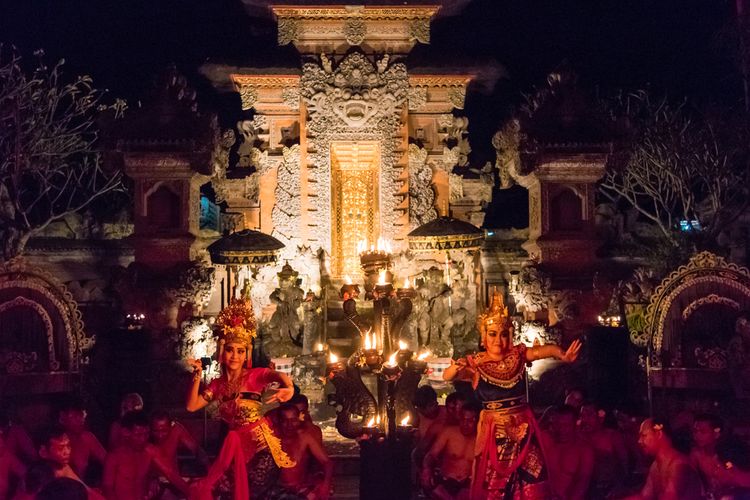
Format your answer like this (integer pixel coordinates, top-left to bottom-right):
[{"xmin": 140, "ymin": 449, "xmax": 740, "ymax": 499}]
[
  {"xmin": 190, "ymin": 297, "xmax": 295, "ymax": 500},
  {"xmin": 464, "ymin": 294, "xmax": 551, "ymax": 499}
]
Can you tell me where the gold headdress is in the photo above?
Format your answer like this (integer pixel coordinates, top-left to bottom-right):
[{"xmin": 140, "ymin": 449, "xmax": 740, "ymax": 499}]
[
  {"xmin": 477, "ymin": 291, "xmax": 512, "ymax": 338},
  {"xmin": 216, "ymin": 296, "xmax": 257, "ymax": 346}
]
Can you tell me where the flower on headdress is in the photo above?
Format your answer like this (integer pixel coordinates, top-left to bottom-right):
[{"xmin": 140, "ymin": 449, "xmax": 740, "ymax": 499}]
[
  {"xmin": 726, "ymin": 461, "xmax": 734, "ymax": 470},
  {"xmin": 653, "ymin": 423, "xmax": 664, "ymax": 431},
  {"xmin": 597, "ymin": 409, "xmax": 606, "ymax": 418}
]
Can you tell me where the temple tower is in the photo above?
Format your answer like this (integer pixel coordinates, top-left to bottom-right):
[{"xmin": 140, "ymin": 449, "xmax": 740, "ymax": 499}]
[{"xmin": 206, "ymin": 4, "xmax": 479, "ymax": 280}]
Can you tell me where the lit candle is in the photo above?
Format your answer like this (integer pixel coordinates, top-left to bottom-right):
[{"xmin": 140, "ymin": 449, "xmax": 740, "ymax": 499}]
[
  {"xmin": 397, "ymin": 414, "xmax": 415, "ymax": 440},
  {"xmin": 326, "ymin": 352, "xmax": 344, "ymax": 377},
  {"xmin": 316, "ymin": 343, "xmax": 325, "ymax": 352},
  {"xmin": 396, "ymin": 340, "xmax": 413, "ymax": 364},
  {"xmin": 381, "ymin": 352, "xmax": 401, "ymax": 377},
  {"xmin": 377, "ymin": 269, "xmax": 388, "ymax": 285}
]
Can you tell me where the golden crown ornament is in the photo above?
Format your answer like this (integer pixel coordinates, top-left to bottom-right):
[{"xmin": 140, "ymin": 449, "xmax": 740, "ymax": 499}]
[{"xmin": 216, "ymin": 296, "xmax": 257, "ymax": 346}]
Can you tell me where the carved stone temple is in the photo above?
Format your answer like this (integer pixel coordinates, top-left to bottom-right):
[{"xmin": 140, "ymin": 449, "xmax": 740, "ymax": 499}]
[{"xmin": 203, "ymin": 5, "xmax": 486, "ymax": 279}]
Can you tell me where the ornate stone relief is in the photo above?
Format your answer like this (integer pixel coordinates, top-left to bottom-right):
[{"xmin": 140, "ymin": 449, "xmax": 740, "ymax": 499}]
[
  {"xmin": 300, "ymin": 51, "xmax": 408, "ymax": 250},
  {"xmin": 448, "ymin": 173, "xmax": 464, "ymax": 202},
  {"xmin": 344, "ymin": 18, "xmax": 367, "ymax": 45},
  {"xmin": 281, "ymin": 87, "xmax": 301, "ymax": 110},
  {"xmin": 447, "ymin": 86, "xmax": 467, "ymax": 110},
  {"xmin": 238, "ymin": 84, "xmax": 259, "ymax": 111},
  {"xmin": 441, "ymin": 116, "xmax": 471, "ymax": 169},
  {"xmin": 278, "ymin": 18, "xmax": 300, "ymax": 45},
  {"xmin": 407, "ymin": 86, "xmax": 428, "ymax": 110},
  {"xmin": 408, "ymin": 19, "xmax": 431, "ymax": 44},
  {"xmin": 271, "ymin": 144, "xmax": 302, "ymax": 250},
  {"xmin": 408, "ymin": 144, "xmax": 437, "ymax": 229}
]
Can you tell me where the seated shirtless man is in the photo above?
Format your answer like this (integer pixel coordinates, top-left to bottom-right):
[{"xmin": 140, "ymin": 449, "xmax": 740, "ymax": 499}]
[
  {"xmin": 58, "ymin": 399, "xmax": 106, "ymax": 481},
  {"xmin": 272, "ymin": 403, "xmax": 333, "ymax": 499},
  {"xmin": 623, "ymin": 417, "xmax": 702, "ymax": 500},
  {"xmin": 38, "ymin": 426, "xmax": 104, "ymax": 500},
  {"xmin": 420, "ymin": 402, "xmax": 479, "ymax": 500},
  {"xmin": 545, "ymin": 404, "xmax": 594, "ymax": 500},
  {"xmin": 291, "ymin": 394, "xmax": 323, "ymax": 444},
  {"xmin": 579, "ymin": 403, "xmax": 628, "ymax": 499},
  {"xmin": 150, "ymin": 411, "xmax": 207, "ymax": 472},
  {"xmin": 103, "ymin": 411, "xmax": 189, "ymax": 500},
  {"xmin": 0, "ymin": 423, "xmax": 25, "ymax": 499}
]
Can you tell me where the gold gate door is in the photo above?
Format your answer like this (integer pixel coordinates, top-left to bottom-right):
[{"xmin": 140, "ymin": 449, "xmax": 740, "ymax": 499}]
[{"xmin": 331, "ymin": 142, "xmax": 380, "ymax": 278}]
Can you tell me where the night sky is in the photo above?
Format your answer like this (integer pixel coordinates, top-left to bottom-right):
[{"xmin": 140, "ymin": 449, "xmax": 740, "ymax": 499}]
[{"xmin": 0, "ymin": 0, "xmax": 740, "ymax": 162}]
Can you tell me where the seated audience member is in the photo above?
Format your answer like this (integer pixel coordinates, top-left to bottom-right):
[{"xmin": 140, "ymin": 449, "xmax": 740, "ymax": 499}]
[
  {"xmin": 545, "ymin": 404, "xmax": 594, "ymax": 500},
  {"xmin": 564, "ymin": 387, "xmax": 585, "ymax": 412},
  {"xmin": 270, "ymin": 403, "xmax": 333, "ymax": 499},
  {"xmin": 150, "ymin": 410, "xmax": 207, "ymax": 474},
  {"xmin": 420, "ymin": 402, "xmax": 479, "ymax": 500},
  {"xmin": 413, "ymin": 385, "xmax": 445, "ymax": 441},
  {"xmin": 36, "ymin": 477, "xmax": 88, "ymax": 500},
  {"xmin": 291, "ymin": 394, "xmax": 323, "ymax": 444},
  {"xmin": 38, "ymin": 427, "xmax": 104, "ymax": 500},
  {"xmin": 716, "ymin": 438, "xmax": 750, "ymax": 497},
  {"xmin": 103, "ymin": 410, "xmax": 189, "ymax": 500},
  {"xmin": 58, "ymin": 398, "xmax": 106, "ymax": 480},
  {"xmin": 12, "ymin": 461, "xmax": 55, "ymax": 500},
  {"xmin": 0, "ymin": 410, "xmax": 37, "ymax": 463},
  {"xmin": 622, "ymin": 417, "xmax": 702, "ymax": 500},
  {"xmin": 690, "ymin": 413, "xmax": 724, "ymax": 498},
  {"xmin": 579, "ymin": 403, "xmax": 628, "ymax": 499},
  {"xmin": 416, "ymin": 392, "xmax": 467, "ymax": 489},
  {"xmin": 108, "ymin": 392, "xmax": 144, "ymax": 449},
  {"xmin": 0, "ymin": 422, "xmax": 25, "ymax": 500}
]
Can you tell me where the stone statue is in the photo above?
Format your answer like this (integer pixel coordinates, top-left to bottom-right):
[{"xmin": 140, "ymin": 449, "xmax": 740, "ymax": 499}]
[
  {"xmin": 301, "ymin": 290, "xmax": 322, "ymax": 354},
  {"xmin": 264, "ymin": 262, "xmax": 304, "ymax": 358},
  {"xmin": 415, "ymin": 267, "xmax": 453, "ymax": 357}
]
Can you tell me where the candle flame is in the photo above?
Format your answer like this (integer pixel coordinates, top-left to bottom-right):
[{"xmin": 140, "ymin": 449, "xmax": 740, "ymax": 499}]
[
  {"xmin": 376, "ymin": 415, "xmax": 381, "ymax": 425},
  {"xmin": 398, "ymin": 340, "xmax": 408, "ymax": 350},
  {"xmin": 386, "ymin": 352, "xmax": 398, "ymax": 367},
  {"xmin": 316, "ymin": 343, "xmax": 324, "ymax": 352},
  {"xmin": 364, "ymin": 331, "xmax": 372, "ymax": 350},
  {"xmin": 329, "ymin": 352, "xmax": 338, "ymax": 363},
  {"xmin": 400, "ymin": 415, "xmax": 410, "ymax": 426},
  {"xmin": 366, "ymin": 417, "xmax": 375, "ymax": 427},
  {"xmin": 344, "ymin": 275, "xmax": 353, "ymax": 285},
  {"xmin": 417, "ymin": 350, "xmax": 431, "ymax": 361},
  {"xmin": 378, "ymin": 269, "xmax": 387, "ymax": 285},
  {"xmin": 403, "ymin": 277, "xmax": 411, "ymax": 288}
]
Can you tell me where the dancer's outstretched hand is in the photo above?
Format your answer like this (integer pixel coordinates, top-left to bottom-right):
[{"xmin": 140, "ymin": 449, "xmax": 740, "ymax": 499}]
[
  {"xmin": 266, "ymin": 386, "xmax": 294, "ymax": 404},
  {"xmin": 561, "ymin": 339, "xmax": 582, "ymax": 363}
]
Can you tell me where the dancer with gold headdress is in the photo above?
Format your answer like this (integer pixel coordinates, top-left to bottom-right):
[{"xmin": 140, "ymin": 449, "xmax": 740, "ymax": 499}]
[
  {"xmin": 443, "ymin": 291, "xmax": 581, "ymax": 499},
  {"xmin": 186, "ymin": 290, "xmax": 296, "ymax": 500}
]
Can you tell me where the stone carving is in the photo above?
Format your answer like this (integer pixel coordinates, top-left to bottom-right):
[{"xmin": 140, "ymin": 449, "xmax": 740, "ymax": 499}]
[
  {"xmin": 281, "ymin": 87, "xmax": 301, "ymax": 110},
  {"xmin": 414, "ymin": 267, "xmax": 453, "ymax": 357},
  {"xmin": 300, "ymin": 51, "xmax": 408, "ymax": 249},
  {"xmin": 179, "ymin": 316, "xmax": 217, "ymax": 361},
  {"xmin": 408, "ymin": 144, "xmax": 437, "ymax": 229},
  {"xmin": 441, "ymin": 116, "xmax": 471, "ymax": 169},
  {"xmin": 238, "ymin": 84, "xmax": 259, "ymax": 111},
  {"xmin": 301, "ymin": 290, "xmax": 323, "ymax": 354},
  {"xmin": 694, "ymin": 346, "xmax": 728, "ymax": 371},
  {"xmin": 437, "ymin": 113, "xmax": 454, "ymax": 130},
  {"xmin": 264, "ymin": 263, "xmax": 304, "ymax": 358},
  {"xmin": 447, "ymin": 86, "xmax": 466, "ymax": 109},
  {"xmin": 448, "ymin": 173, "xmax": 464, "ymax": 202},
  {"xmin": 171, "ymin": 261, "xmax": 216, "ymax": 316},
  {"xmin": 408, "ymin": 19, "xmax": 430, "ymax": 44},
  {"xmin": 272, "ymin": 144, "xmax": 301, "ymax": 250},
  {"xmin": 0, "ymin": 258, "xmax": 89, "ymax": 372},
  {"xmin": 408, "ymin": 86, "xmax": 428, "ymax": 110},
  {"xmin": 278, "ymin": 17, "xmax": 300, "ymax": 45},
  {"xmin": 327, "ymin": 356, "xmax": 378, "ymax": 439},
  {"xmin": 510, "ymin": 263, "xmax": 577, "ymax": 325},
  {"xmin": 344, "ymin": 18, "xmax": 367, "ymax": 45}
]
